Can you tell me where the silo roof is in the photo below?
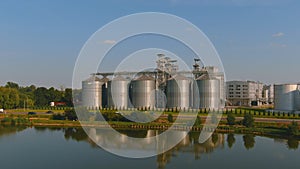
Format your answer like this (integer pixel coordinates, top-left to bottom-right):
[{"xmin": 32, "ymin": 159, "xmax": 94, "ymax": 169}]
[
  {"xmin": 84, "ymin": 76, "xmax": 102, "ymax": 82},
  {"xmin": 135, "ymin": 74, "xmax": 155, "ymax": 81},
  {"xmin": 112, "ymin": 75, "xmax": 127, "ymax": 81}
]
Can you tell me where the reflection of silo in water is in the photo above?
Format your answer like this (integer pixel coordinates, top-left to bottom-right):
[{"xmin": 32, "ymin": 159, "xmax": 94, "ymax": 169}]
[
  {"xmin": 130, "ymin": 75, "xmax": 155, "ymax": 109},
  {"xmin": 166, "ymin": 74, "xmax": 191, "ymax": 109},
  {"xmin": 193, "ymin": 76, "xmax": 220, "ymax": 109},
  {"xmin": 107, "ymin": 76, "xmax": 129, "ymax": 109},
  {"xmin": 82, "ymin": 76, "xmax": 103, "ymax": 108}
]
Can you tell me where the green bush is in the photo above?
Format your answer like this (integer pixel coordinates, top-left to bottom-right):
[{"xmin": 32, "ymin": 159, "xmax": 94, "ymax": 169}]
[
  {"xmin": 52, "ymin": 113, "xmax": 65, "ymax": 120},
  {"xmin": 168, "ymin": 114, "xmax": 174, "ymax": 123},
  {"xmin": 243, "ymin": 113, "xmax": 254, "ymax": 127},
  {"xmin": 227, "ymin": 112, "xmax": 236, "ymax": 126},
  {"xmin": 194, "ymin": 116, "xmax": 201, "ymax": 126}
]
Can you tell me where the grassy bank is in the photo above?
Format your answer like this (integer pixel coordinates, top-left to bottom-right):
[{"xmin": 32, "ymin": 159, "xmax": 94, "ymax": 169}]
[{"xmin": 0, "ymin": 113, "xmax": 299, "ymax": 139}]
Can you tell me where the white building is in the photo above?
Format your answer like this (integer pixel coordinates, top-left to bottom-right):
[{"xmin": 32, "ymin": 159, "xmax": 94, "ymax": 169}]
[{"xmin": 226, "ymin": 81, "xmax": 266, "ymax": 106}]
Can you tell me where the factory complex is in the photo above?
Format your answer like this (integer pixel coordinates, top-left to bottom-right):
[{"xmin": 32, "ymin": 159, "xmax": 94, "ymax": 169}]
[{"xmin": 80, "ymin": 54, "xmax": 299, "ymax": 113}]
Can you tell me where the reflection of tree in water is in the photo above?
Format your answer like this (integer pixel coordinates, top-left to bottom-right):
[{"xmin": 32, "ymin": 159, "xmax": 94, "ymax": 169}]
[
  {"xmin": 0, "ymin": 124, "xmax": 27, "ymax": 138},
  {"xmin": 243, "ymin": 134, "xmax": 255, "ymax": 150},
  {"xmin": 117, "ymin": 129, "xmax": 148, "ymax": 138},
  {"xmin": 227, "ymin": 133, "xmax": 236, "ymax": 149},
  {"xmin": 63, "ymin": 127, "xmax": 98, "ymax": 147},
  {"xmin": 287, "ymin": 138, "xmax": 299, "ymax": 150},
  {"xmin": 64, "ymin": 128, "xmax": 88, "ymax": 141}
]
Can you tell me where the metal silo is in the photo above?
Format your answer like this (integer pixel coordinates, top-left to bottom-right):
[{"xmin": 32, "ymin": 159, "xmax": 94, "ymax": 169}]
[
  {"xmin": 82, "ymin": 76, "xmax": 103, "ymax": 108},
  {"xmin": 130, "ymin": 75, "xmax": 155, "ymax": 109},
  {"xmin": 274, "ymin": 84, "xmax": 297, "ymax": 111},
  {"xmin": 107, "ymin": 75, "xmax": 129, "ymax": 109},
  {"xmin": 294, "ymin": 84, "xmax": 300, "ymax": 111},
  {"xmin": 193, "ymin": 77, "xmax": 220, "ymax": 109},
  {"xmin": 166, "ymin": 74, "xmax": 191, "ymax": 109}
]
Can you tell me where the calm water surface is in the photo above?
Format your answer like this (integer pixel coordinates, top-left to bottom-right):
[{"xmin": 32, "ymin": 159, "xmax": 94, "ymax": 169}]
[{"xmin": 0, "ymin": 125, "xmax": 299, "ymax": 169}]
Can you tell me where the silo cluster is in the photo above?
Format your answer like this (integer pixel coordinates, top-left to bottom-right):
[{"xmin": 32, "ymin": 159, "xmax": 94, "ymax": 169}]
[
  {"xmin": 81, "ymin": 57, "xmax": 225, "ymax": 110},
  {"xmin": 274, "ymin": 84, "xmax": 300, "ymax": 111}
]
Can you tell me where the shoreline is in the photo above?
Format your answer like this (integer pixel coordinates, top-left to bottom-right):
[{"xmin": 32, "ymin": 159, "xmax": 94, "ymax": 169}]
[{"xmin": 1, "ymin": 120, "xmax": 298, "ymax": 140}]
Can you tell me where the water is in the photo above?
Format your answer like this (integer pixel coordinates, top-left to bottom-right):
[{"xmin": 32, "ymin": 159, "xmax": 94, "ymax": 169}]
[{"xmin": 0, "ymin": 125, "xmax": 299, "ymax": 169}]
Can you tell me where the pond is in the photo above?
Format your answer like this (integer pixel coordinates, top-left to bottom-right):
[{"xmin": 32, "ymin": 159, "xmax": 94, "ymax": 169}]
[{"xmin": 0, "ymin": 125, "xmax": 299, "ymax": 169}]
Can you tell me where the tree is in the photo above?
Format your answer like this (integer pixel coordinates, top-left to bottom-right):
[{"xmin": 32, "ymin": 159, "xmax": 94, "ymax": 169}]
[
  {"xmin": 34, "ymin": 87, "xmax": 49, "ymax": 106},
  {"xmin": 227, "ymin": 112, "xmax": 236, "ymax": 126},
  {"xmin": 47, "ymin": 87, "xmax": 62, "ymax": 102},
  {"xmin": 287, "ymin": 121, "xmax": 299, "ymax": 136},
  {"xmin": 0, "ymin": 87, "xmax": 20, "ymax": 109},
  {"xmin": 5, "ymin": 82, "xmax": 19, "ymax": 89},
  {"xmin": 65, "ymin": 109, "xmax": 78, "ymax": 121},
  {"xmin": 167, "ymin": 114, "xmax": 174, "ymax": 123},
  {"xmin": 194, "ymin": 116, "xmax": 201, "ymax": 126},
  {"xmin": 243, "ymin": 113, "xmax": 254, "ymax": 127},
  {"xmin": 62, "ymin": 88, "xmax": 73, "ymax": 106}
]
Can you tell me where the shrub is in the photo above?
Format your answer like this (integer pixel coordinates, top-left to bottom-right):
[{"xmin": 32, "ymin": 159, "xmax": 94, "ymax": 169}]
[
  {"xmin": 167, "ymin": 114, "xmax": 174, "ymax": 123},
  {"xmin": 52, "ymin": 113, "xmax": 65, "ymax": 120},
  {"xmin": 242, "ymin": 113, "xmax": 254, "ymax": 127},
  {"xmin": 227, "ymin": 112, "xmax": 236, "ymax": 126},
  {"xmin": 194, "ymin": 116, "xmax": 201, "ymax": 126}
]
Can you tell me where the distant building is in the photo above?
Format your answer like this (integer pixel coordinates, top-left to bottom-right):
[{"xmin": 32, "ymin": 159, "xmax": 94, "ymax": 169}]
[
  {"xmin": 263, "ymin": 85, "xmax": 274, "ymax": 104},
  {"xmin": 50, "ymin": 102, "xmax": 67, "ymax": 107},
  {"xmin": 226, "ymin": 81, "xmax": 266, "ymax": 106}
]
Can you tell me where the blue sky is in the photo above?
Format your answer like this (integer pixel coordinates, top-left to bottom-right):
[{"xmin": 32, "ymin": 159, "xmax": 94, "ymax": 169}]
[{"xmin": 0, "ymin": 0, "xmax": 299, "ymax": 88}]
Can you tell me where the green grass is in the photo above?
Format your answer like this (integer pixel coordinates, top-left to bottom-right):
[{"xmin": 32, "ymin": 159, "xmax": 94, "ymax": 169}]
[{"xmin": 5, "ymin": 108, "xmax": 65, "ymax": 113}]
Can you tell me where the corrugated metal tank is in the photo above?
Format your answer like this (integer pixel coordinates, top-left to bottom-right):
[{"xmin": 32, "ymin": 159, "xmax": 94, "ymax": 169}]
[
  {"xmin": 82, "ymin": 76, "xmax": 103, "ymax": 108},
  {"xmin": 193, "ymin": 77, "xmax": 220, "ymax": 109},
  {"xmin": 293, "ymin": 84, "xmax": 300, "ymax": 111},
  {"xmin": 274, "ymin": 84, "xmax": 297, "ymax": 111},
  {"xmin": 166, "ymin": 74, "xmax": 191, "ymax": 109},
  {"xmin": 130, "ymin": 75, "xmax": 155, "ymax": 109},
  {"xmin": 107, "ymin": 76, "xmax": 129, "ymax": 109}
]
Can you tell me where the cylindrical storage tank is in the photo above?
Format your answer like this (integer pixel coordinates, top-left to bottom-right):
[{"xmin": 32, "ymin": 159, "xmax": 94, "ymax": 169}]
[
  {"xmin": 294, "ymin": 85, "xmax": 300, "ymax": 111},
  {"xmin": 166, "ymin": 74, "xmax": 190, "ymax": 109},
  {"xmin": 130, "ymin": 75, "xmax": 155, "ymax": 109},
  {"xmin": 107, "ymin": 76, "xmax": 129, "ymax": 110},
  {"xmin": 82, "ymin": 76, "xmax": 103, "ymax": 108},
  {"xmin": 274, "ymin": 84, "xmax": 297, "ymax": 111},
  {"xmin": 193, "ymin": 78, "xmax": 220, "ymax": 109}
]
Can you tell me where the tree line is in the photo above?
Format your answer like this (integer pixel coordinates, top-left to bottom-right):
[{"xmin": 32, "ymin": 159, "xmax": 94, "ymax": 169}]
[{"xmin": 0, "ymin": 82, "xmax": 73, "ymax": 109}]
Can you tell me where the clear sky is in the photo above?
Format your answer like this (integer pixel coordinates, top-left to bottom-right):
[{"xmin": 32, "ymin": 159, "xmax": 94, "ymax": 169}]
[{"xmin": 0, "ymin": 0, "xmax": 299, "ymax": 88}]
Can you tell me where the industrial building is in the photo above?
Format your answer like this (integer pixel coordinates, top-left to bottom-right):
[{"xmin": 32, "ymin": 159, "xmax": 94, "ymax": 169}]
[
  {"xmin": 263, "ymin": 85, "xmax": 274, "ymax": 104},
  {"xmin": 274, "ymin": 84, "xmax": 300, "ymax": 112},
  {"xmin": 226, "ymin": 81, "xmax": 267, "ymax": 106},
  {"xmin": 81, "ymin": 54, "xmax": 225, "ymax": 110}
]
